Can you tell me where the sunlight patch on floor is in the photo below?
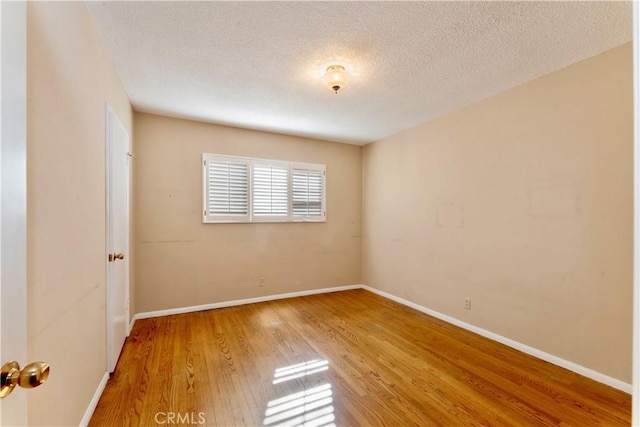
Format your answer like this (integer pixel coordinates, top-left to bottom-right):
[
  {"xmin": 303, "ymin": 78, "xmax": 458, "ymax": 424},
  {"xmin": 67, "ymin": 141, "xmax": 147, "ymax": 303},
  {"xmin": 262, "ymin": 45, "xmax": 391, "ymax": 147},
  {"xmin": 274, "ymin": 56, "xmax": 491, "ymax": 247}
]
[
  {"xmin": 264, "ymin": 360, "xmax": 336, "ymax": 427},
  {"xmin": 272, "ymin": 359, "xmax": 330, "ymax": 384}
]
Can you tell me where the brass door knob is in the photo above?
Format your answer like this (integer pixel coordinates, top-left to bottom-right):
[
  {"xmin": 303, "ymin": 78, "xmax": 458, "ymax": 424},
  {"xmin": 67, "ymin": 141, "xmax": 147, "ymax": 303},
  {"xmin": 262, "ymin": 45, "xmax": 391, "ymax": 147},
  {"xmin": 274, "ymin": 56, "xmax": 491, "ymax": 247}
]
[
  {"xmin": 108, "ymin": 252, "xmax": 125, "ymax": 262},
  {"xmin": 0, "ymin": 361, "xmax": 50, "ymax": 398}
]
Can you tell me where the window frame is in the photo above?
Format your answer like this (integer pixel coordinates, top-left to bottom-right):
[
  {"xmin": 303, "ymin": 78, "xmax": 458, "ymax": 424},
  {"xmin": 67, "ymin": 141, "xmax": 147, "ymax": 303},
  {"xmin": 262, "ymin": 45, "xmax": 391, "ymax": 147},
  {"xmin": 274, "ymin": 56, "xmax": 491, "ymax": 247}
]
[{"xmin": 202, "ymin": 153, "xmax": 326, "ymax": 224}]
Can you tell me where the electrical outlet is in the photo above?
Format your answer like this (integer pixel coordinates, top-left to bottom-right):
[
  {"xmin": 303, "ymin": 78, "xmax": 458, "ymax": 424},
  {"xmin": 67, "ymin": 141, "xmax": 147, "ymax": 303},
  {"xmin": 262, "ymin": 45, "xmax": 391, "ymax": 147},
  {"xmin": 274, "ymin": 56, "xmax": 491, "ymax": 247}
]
[
  {"xmin": 464, "ymin": 298, "xmax": 471, "ymax": 310},
  {"xmin": 259, "ymin": 277, "xmax": 265, "ymax": 287}
]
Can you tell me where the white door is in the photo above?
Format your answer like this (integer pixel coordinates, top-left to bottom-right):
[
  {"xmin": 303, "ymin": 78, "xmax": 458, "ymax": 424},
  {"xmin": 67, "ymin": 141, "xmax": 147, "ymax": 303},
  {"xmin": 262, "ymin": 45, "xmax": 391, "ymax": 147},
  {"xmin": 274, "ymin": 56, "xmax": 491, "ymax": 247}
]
[
  {"xmin": 0, "ymin": 1, "xmax": 28, "ymax": 425},
  {"xmin": 106, "ymin": 106, "xmax": 130, "ymax": 373}
]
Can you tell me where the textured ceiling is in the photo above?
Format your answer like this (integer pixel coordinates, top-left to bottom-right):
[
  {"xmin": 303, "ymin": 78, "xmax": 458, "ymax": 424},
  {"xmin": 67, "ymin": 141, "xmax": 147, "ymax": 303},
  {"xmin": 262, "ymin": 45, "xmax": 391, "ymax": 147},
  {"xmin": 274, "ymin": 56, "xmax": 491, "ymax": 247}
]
[{"xmin": 86, "ymin": 1, "xmax": 632, "ymax": 145}]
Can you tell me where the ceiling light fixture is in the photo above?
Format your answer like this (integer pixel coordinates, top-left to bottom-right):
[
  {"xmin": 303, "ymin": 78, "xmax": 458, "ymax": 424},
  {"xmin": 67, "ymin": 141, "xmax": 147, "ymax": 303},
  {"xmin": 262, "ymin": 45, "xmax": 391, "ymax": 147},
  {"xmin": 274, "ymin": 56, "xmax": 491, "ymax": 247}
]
[{"xmin": 324, "ymin": 65, "xmax": 348, "ymax": 94}]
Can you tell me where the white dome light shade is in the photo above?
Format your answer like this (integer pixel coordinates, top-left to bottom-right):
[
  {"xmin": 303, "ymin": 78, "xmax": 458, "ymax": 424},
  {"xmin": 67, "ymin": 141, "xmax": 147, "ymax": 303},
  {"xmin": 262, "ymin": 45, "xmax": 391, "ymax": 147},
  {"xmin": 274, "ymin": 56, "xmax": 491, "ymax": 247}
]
[{"xmin": 324, "ymin": 65, "xmax": 348, "ymax": 94}]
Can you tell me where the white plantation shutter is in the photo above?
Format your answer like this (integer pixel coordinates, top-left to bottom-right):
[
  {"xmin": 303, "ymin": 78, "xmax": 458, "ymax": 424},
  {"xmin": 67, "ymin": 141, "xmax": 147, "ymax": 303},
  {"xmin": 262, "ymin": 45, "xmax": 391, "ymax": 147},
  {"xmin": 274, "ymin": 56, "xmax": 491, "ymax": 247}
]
[
  {"xmin": 202, "ymin": 154, "xmax": 325, "ymax": 223},
  {"xmin": 292, "ymin": 165, "xmax": 326, "ymax": 221},
  {"xmin": 203, "ymin": 155, "xmax": 250, "ymax": 222},
  {"xmin": 252, "ymin": 163, "xmax": 289, "ymax": 219}
]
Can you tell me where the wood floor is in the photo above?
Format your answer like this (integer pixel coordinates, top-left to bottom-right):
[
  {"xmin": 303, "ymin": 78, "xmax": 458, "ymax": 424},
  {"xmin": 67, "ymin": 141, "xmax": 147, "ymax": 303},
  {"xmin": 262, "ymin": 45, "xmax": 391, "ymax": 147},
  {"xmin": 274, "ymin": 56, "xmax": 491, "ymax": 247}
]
[{"xmin": 90, "ymin": 289, "xmax": 630, "ymax": 426}]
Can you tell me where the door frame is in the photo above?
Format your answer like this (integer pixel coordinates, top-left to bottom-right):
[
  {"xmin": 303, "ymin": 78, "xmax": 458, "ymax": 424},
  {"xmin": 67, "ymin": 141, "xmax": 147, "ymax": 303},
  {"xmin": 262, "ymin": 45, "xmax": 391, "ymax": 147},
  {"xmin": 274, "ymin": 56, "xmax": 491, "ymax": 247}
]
[
  {"xmin": 105, "ymin": 104, "xmax": 131, "ymax": 373},
  {"xmin": 0, "ymin": 1, "xmax": 28, "ymax": 425},
  {"xmin": 633, "ymin": 2, "xmax": 639, "ymax": 425}
]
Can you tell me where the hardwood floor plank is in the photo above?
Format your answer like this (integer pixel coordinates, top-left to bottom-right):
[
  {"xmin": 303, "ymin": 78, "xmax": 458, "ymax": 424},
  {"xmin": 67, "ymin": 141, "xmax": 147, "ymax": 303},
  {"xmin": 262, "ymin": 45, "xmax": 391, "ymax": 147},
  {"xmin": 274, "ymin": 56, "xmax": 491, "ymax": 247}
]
[{"xmin": 90, "ymin": 290, "xmax": 631, "ymax": 426}]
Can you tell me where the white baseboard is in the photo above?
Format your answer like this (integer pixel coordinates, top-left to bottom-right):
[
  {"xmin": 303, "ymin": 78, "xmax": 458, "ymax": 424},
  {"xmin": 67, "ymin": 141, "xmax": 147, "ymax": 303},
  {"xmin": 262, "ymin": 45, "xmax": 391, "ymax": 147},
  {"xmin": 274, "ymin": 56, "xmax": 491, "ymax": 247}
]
[
  {"xmin": 361, "ymin": 285, "xmax": 632, "ymax": 394},
  {"xmin": 132, "ymin": 284, "xmax": 362, "ymax": 323},
  {"xmin": 79, "ymin": 371, "xmax": 109, "ymax": 427}
]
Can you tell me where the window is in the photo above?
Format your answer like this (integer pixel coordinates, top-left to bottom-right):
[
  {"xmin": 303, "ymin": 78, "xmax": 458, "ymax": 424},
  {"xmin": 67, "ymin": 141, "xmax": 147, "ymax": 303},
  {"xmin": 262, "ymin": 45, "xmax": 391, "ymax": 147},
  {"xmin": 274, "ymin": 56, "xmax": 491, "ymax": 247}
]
[
  {"xmin": 252, "ymin": 161, "xmax": 289, "ymax": 220},
  {"xmin": 292, "ymin": 167, "xmax": 324, "ymax": 219},
  {"xmin": 204, "ymin": 156, "xmax": 250, "ymax": 222},
  {"xmin": 203, "ymin": 154, "xmax": 326, "ymax": 223}
]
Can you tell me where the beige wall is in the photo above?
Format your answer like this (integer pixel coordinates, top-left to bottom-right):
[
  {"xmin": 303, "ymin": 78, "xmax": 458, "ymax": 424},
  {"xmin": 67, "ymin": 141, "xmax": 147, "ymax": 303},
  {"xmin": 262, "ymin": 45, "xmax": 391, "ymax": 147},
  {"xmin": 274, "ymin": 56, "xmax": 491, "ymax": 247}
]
[
  {"xmin": 134, "ymin": 113, "xmax": 362, "ymax": 313},
  {"xmin": 27, "ymin": 2, "xmax": 132, "ymax": 425},
  {"xmin": 363, "ymin": 43, "xmax": 634, "ymax": 382}
]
